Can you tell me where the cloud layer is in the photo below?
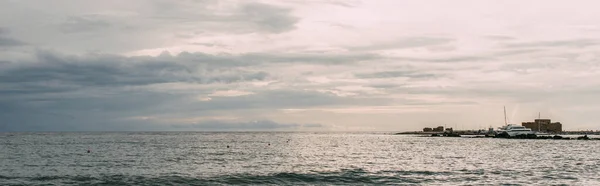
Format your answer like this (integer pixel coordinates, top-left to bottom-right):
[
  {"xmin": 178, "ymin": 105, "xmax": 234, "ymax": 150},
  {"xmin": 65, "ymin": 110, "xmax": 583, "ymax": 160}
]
[{"xmin": 2, "ymin": 0, "xmax": 600, "ymax": 131}]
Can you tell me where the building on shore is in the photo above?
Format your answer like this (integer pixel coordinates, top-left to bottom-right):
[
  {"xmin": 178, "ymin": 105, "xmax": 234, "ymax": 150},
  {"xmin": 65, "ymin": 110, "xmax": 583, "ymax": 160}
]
[
  {"xmin": 423, "ymin": 126, "xmax": 444, "ymax": 132},
  {"xmin": 445, "ymin": 128, "xmax": 453, "ymax": 133},
  {"xmin": 522, "ymin": 119, "xmax": 562, "ymax": 133},
  {"xmin": 433, "ymin": 126, "xmax": 444, "ymax": 132}
]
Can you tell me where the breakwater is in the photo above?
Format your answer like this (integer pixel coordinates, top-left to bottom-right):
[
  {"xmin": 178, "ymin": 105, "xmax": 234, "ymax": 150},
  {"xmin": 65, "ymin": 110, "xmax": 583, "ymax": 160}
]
[{"xmin": 425, "ymin": 133, "xmax": 600, "ymax": 140}]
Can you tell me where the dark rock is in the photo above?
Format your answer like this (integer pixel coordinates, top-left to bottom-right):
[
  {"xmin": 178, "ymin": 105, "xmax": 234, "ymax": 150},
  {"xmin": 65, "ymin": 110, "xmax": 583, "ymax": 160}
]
[
  {"xmin": 443, "ymin": 133, "xmax": 461, "ymax": 137},
  {"xmin": 537, "ymin": 136, "xmax": 552, "ymax": 139},
  {"xmin": 495, "ymin": 132, "xmax": 510, "ymax": 138},
  {"xmin": 578, "ymin": 135, "xmax": 590, "ymax": 140},
  {"xmin": 553, "ymin": 135, "xmax": 563, "ymax": 139}
]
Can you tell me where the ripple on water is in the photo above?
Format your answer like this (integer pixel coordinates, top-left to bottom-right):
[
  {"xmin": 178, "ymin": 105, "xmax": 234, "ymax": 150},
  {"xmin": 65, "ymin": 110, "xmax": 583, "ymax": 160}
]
[{"xmin": 1, "ymin": 132, "xmax": 599, "ymax": 185}]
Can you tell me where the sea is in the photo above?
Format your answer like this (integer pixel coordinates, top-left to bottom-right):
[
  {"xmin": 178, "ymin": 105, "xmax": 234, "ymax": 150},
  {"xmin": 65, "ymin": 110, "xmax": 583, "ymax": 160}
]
[{"xmin": 1, "ymin": 132, "xmax": 599, "ymax": 185}]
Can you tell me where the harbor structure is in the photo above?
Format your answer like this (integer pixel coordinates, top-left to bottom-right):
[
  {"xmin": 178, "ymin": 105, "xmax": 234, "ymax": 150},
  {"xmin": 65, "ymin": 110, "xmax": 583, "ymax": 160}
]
[
  {"xmin": 445, "ymin": 128, "xmax": 453, "ymax": 133},
  {"xmin": 521, "ymin": 119, "xmax": 562, "ymax": 133},
  {"xmin": 422, "ymin": 126, "xmax": 445, "ymax": 132}
]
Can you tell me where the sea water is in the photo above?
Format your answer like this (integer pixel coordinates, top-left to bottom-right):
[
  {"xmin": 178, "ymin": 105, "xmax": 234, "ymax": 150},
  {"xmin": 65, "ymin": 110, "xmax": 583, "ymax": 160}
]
[{"xmin": 1, "ymin": 132, "xmax": 599, "ymax": 185}]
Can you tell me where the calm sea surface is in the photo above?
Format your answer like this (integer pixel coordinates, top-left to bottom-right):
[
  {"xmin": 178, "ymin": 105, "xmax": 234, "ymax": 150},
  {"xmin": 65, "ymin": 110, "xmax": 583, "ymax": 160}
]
[{"xmin": 1, "ymin": 132, "xmax": 599, "ymax": 185}]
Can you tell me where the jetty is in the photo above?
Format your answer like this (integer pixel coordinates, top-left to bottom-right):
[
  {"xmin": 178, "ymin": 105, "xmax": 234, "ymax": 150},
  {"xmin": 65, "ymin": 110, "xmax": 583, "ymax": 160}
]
[{"xmin": 394, "ymin": 131, "xmax": 600, "ymax": 140}]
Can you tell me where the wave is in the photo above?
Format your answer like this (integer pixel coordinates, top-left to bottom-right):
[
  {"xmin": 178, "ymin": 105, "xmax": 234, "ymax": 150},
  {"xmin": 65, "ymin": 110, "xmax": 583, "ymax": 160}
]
[{"xmin": 0, "ymin": 169, "xmax": 453, "ymax": 185}]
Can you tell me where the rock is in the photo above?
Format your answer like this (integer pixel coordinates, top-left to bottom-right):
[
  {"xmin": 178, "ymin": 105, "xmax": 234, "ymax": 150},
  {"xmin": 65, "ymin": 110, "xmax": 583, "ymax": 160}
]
[
  {"xmin": 495, "ymin": 132, "xmax": 510, "ymax": 138},
  {"xmin": 577, "ymin": 135, "xmax": 590, "ymax": 140},
  {"xmin": 553, "ymin": 135, "xmax": 563, "ymax": 139},
  {"xmin": 526, "ymin": 134, "xmax": 537, "ymax": 139},
  {"xmin": 443, "ymin": 133, "xmax": 461, "ymax": 137}
]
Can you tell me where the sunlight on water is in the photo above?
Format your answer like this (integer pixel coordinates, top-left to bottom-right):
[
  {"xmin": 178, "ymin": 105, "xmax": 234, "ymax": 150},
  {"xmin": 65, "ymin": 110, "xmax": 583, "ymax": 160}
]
[{"xmin": 1, "ymin": 132, "xmax": 599, "ymax": 185}]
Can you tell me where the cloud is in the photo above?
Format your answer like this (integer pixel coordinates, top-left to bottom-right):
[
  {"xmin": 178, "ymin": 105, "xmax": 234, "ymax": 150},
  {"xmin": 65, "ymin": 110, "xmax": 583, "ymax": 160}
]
[
  {"xmin": 189, "ymin": 42, "xmax": 226, "ymax": 47},
  {"xmin": 171, "ymin": 120, "xmax": 324, "ymax": 131},
  {"xmin": 387, "ymin": 55, "xmax": 490, "ymax": 63},
  {"xmin": 485, "ymin": 35, "xmax": 516, "ymax": 41},
  {"xmin": 504, "ymin": 39, "xmax": 599, "ymax": 48},
  {"xmin": 241, "ymin": 52, "xmax": 381, "ymax": 64},
  {"xmin": 0, "ymin": 49, "xmax": 384, "ymax": 101},
  {"xmin": 0, "ymin": 1, "xmax": 301, "ymax": 54},
  {"xmin": 0, "ymin": 28, "xmax": 25, "ymax": 47},
  {"xmin": 186, "ymin": 89, "xmax": 389, "ymax": 112},
  {"xmin": 354, "ymin": 70, "xmax": 439, "ymax": 79},
  {"xmin": 0, "ymin": 51, "xmax": 271, "ymax": 97},
  {"xmin": 3, "ymin": 0, "xmax": 600, "ymax": 131},
  {"xmin": 0, "ymin": 37, "xmax": 24, "ymax": 47},
  {"xmin": 208, "ymin": 90, "xmax": 254, "ymax": 97},
  {"xmin": 144, "ymin": 1, "xmax": 299, "ymax": 34},
  {"xmin": 59, "ymin": 15, "xmax": 112, "ymax": 33},
  {"xmin": 285, "ymin": 0, "xmax": 362, "ymax": 8},
  {"xmin": 239, "ymin": 2, "xmax": 299, "ymax": 33},
  {"xmin": 0, "ymin": 49, "xmax": 391, "ymax": 131},
  {"xmin": 491, "ymin": 49, "xmax": 542, "ymax": 57},
  {"xmin": 348, "ymin": 37, "xmax": 453, "ymax": 51}
]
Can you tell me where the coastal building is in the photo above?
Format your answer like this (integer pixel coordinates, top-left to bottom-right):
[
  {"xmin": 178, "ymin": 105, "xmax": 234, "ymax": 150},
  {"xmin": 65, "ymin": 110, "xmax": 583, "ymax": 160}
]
[
  {"xmin": 445, "ymin": 128, "xmax": 453, "ymax": 133},
  {"xmin": 422, "ymin": 126, "xmax": 446, "ymax": 132},
  {"xmin": 432, "ymin": 126, "xmax": 444, "ymax": 132},
  {"xmin": 522, "ymin": 119, "xmax": 562, "ymax": 133}
]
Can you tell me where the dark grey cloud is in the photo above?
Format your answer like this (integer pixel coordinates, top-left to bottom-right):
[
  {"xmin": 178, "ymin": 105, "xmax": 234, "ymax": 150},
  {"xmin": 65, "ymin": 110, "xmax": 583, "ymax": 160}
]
[
  {"xmin": 0, "ymin": 50, "xmax": 381, "ymax": 99},
  {"xmin": 0, "ymin": 37, "xmax": 24, "ymax": 47},
  {"xmin": 354, "ymin": 70, "xmax": 439, "ymax": 79},
  {"xmin": 504, "ymin": 39, "xmax": 599, "ymax": 48},
  {"xmin": 0, "ymin": 27, "xmax": 8, "ymax": 35},
  {"xmin": 0, "ymin": 28, "xmax": 25, "ymax": 47},
  {"xmin": 59, "ymin": 15, "xmax": 112, "ymax": 33},
  {"xmin": 171, "ymin": 120, "xmax": 324, "ymax": 131},
  {"xmin": 0, "ymin": 50, "xmax": 392, "ymax": 131},
  {"xmin": 0, "ymin": 51, "xmax": 270, "ymax": 97},
  {"xmin": 0, "ymin": 82, "xmax": 383, "ymax": 131},
  {"xmin": 0, "ymin": 88, "xmax": 356, "ymax": 131},
  {"xmin": 0, "ymin": 108, "xmax": 168, "ymax": 132},
  {"xmin": 348, "ymin": 37, "xmax": 453, "ymax": 51}
]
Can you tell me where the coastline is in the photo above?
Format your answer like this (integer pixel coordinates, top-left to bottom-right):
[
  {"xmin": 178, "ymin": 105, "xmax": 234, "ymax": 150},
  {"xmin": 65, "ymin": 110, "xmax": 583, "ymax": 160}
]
[{"xmin": 394, "ymin": 131, "xmax": 600, "ymax": 140}]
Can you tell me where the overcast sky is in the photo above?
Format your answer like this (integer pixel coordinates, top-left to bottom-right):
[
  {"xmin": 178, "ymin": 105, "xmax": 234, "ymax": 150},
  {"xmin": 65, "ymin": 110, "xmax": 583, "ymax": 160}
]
[{"xmin": 1, "ymin": 0, "xmax": 600, "ymax": 131}]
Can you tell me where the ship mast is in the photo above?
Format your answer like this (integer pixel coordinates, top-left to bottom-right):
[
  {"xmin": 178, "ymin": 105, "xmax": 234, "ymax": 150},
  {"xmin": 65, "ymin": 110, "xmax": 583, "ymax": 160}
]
[{"xmin": 504, "ymin": 106, "xmax": 508, "ymax": 125}]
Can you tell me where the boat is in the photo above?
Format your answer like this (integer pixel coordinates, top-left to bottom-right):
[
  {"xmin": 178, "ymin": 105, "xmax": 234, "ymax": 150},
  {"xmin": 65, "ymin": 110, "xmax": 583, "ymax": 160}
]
[
  {"xmin": 496, "ymin": 124, "xmax": 534, "ymax": 136},
  {"xmin": 496, "ymin": 106, "xmax": 535, "ymax": 137}
]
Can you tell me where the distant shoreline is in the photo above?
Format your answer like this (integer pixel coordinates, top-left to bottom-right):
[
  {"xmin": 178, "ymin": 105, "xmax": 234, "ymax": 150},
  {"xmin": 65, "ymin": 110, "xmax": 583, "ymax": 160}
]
[{"xmin": 394, "ymin": 131, "xmax": 600, "ymax": 135}]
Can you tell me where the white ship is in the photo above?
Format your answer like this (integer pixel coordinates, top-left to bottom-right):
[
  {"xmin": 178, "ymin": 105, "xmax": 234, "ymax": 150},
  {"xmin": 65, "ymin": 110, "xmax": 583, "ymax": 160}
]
[
  {"xmin": 496, "ymin": 124, "xmax": 534, "ymax": 136},
  {"xmin": 497, "ymin": 106, "xmax": 535, "ymax": 137}
]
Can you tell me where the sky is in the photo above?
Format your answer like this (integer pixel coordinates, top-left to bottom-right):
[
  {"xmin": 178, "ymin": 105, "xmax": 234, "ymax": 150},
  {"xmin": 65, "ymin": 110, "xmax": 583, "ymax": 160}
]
[{"xmin": 1, "ymin": 0, "xmax": 600, "ymax": 131}]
